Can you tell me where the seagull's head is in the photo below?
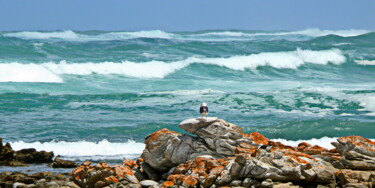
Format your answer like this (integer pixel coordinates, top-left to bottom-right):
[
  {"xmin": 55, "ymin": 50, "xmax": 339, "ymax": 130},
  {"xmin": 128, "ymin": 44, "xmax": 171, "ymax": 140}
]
[{"xmin": 200, "ymin": 103, "xmax": 207, "ymax": 107}]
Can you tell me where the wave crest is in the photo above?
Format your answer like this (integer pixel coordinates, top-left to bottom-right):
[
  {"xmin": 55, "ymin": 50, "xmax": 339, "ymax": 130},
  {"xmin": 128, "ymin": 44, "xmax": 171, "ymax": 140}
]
[
  {"xmin": 10, "ymin": 139, "xmax": 145, "ymax": 158},
  {"xmin": 0, "ymin": 49, "xmax": 346, "ymax": 82},
  {"xmin": 3, "ymin": 29, "xmax": 369, "ymax": 41},
  {"xmin": 4, "ymin": 30, "xmax": 78, "ymax": 40}
]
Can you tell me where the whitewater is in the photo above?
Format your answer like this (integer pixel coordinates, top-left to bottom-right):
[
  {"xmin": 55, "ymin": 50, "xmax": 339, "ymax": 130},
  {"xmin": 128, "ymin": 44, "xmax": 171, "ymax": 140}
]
[{"xmin": 0, "ymin": 29, "xmax": 374, "ymax": 162}]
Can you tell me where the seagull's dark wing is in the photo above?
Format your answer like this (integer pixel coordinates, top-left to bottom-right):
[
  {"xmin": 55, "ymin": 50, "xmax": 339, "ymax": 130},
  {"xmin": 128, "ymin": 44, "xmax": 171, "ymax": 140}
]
[{"xmin": 200, "ymin": 106, "xmax": 208, "ymax": 113}]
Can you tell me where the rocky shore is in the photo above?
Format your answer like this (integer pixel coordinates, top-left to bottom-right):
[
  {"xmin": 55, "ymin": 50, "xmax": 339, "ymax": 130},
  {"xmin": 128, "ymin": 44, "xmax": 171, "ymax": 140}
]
[{"xmin": 1, "ymin": 117, "xmax": 375, "ymax": 187}]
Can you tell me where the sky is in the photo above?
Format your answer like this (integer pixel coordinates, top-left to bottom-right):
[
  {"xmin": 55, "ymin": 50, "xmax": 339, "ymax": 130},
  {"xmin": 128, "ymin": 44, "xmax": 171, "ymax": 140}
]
[{"xmin": 0, "ymin": 0, "xmax": 374, "ymax": 31}]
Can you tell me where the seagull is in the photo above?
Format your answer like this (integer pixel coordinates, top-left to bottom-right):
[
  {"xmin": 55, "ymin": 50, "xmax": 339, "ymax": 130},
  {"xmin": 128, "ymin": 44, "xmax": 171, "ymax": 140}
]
[{"xmin": 200, "ymin": 103, "xmax": 209, "ymax": 118}]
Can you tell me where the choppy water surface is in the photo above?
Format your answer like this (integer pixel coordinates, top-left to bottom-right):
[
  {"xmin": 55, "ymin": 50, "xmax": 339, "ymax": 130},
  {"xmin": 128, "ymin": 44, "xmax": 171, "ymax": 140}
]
[{"xmin": 0, "ymin": 29, "xmax": 374, "ymax": 161}]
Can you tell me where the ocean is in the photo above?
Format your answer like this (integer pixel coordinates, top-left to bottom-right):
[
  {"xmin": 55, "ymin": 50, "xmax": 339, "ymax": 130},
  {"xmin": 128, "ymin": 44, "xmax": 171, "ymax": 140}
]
[{"xmin": 0, "ymin": 29, "xmax": 374, "ymax": 163}]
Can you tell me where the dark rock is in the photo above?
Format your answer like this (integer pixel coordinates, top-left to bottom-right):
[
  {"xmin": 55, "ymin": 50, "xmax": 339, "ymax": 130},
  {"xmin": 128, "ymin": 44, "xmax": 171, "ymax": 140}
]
[
  {"xmin": 52, "ymin": 157, "xmax": 78, "ymax": 168},
  {"xmin": 15, "ymin": 148, "xmax": 54, "ymax": 163}
]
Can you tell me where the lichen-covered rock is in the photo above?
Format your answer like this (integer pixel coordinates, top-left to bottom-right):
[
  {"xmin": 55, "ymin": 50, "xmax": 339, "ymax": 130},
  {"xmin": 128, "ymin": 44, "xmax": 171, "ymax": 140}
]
[
  {"xmin": 335, "ymin": 169, "xmax": 375, "ymax": 187},
  {"xmin": 332, "ymin": 136, "xmax": 375, "ymax": 170},
  {"xmin": 141, "ymin": 118, "xmax": 259, "ymax": 173}
]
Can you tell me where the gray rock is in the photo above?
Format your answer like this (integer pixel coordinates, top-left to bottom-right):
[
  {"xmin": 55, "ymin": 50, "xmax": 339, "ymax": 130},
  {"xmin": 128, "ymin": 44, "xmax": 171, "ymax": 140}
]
[
  {"xmin": 13, "ymin": 182, "xmax": 27, "ymax": 188},
  {"xmin": 140, "ymin": 180, "xmax": 158, "ymax": 187},
  {"xmin": 260, "ymin": 179, "xmax": 273, "ymax": 188},
  {"xmin": 178, "ymin": 117, "xmax": 218, "ymax": 134}
]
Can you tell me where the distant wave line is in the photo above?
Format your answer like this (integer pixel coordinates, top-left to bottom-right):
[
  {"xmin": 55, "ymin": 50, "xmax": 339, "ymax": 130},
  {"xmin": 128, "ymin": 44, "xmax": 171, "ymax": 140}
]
[
  {"xmin": 2, "ymin": 28, "xmax": 370, "ymax": 42},
  {"xmin": 0, "ymin": 48, "xmax": 346, "ymax": 82}
]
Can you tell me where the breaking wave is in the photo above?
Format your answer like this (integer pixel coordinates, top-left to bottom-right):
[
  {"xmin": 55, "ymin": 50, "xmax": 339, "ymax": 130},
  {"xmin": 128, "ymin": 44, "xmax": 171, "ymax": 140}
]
[
  {"xmin": 10, "ymin": 139, "xmax": 145, "ymax": 158},
  {"xmin": 3, "ymin": 30, "xmax": 79, "ymax": 40},
  {"xmin": 196, "ymin": 28, "xmax": 369, "ymax": 38},
  {"xmin": 0, "ymin": 48, "xmax": 346, "ymax": 82},
  {"xmin": 272, "ymin": 137, "xmax": 375, "ymax": 149},
  {"xmin": 0, "ymin": 63, "xmax": 63, "ymax": 83}
]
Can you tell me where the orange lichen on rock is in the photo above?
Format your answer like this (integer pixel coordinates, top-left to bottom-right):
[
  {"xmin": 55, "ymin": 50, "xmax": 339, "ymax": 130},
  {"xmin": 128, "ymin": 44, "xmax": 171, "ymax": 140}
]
[
  {"xmin": 97, "ymin": 162, "xmax": 111, "ymax": 168},
  {"xmin": 235, "ymin": 146, "xmax": 257, "ymax": 156},
  {"xmin": 161, "ymin": 181, "xmax": 175, "ymax": 188},
  {"xmin": 113, "ymin": 164, "xmax": 133, "ymax": 177},
  {"xmin": 269, "ymin": 141, "xmax": 295, "ymax": 150},
  {"xmin": 241, "ymin": 132, "xmax": 269, "ymax": 145},
  {"xmin": 297, "ymin": 142, "xmax": 311, "ymax": 151},
  {"xmin": 123, "ymin": 159, "xmax": 138, "ymax": 168},
  {"xmin": 183, "ymin": 175, "xmax": 199, "ymax": 187},
  {"xmin": 338, "ymin": 136, "xmax": 375, "ymax": 152},
  {"xmin": 297, "ymin": 142, "xmax": 329, "ymax": 155},
  {"xmin": 168, "ymin": 174, "xmax": 186, "ymax": 184},
  {"xmin": 82, "ymin": 161, "xmax": 92, "ymax": 166},
  {"xmin": 281, "ymin": 149, "xmax": 316, "ymax": 161},
  {"xmin": 144, "ymin": 128, "xmax": 181, "ymax": 150},
  {"xmin": 104, "ymin": 176, "xmax": 119, "ymax": 183}
]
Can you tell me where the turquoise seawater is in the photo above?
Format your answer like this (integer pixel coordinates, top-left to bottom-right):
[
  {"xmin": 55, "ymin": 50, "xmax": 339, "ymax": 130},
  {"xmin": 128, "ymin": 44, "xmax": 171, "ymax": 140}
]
[{"xmin": 0, "ymin": 29, "xmax": 374, "ymax": 161}]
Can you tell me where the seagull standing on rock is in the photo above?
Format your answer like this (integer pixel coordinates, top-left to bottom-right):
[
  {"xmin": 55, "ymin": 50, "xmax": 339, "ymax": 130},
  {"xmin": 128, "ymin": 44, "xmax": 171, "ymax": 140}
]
[{"xmin": 200, "ymin": 103, "xmax": 209, "ymax": 118}]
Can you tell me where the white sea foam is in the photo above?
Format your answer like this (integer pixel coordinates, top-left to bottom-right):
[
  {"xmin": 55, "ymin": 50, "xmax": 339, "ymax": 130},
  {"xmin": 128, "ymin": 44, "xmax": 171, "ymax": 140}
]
[
  {"xmin": 10, "ymin": 139, "xmax": 145, "ymax": 158},
  {"xmin": 272, "ymin": 137, "xmax": 375, "ymax": 149},
  {"xmin": 194, "ymin": 29, "xmax": 369, "ymax": 38},
  {"xmin": 355, "ymin": 60, "xmax": 375, "ymax": 65},
  {"xmin": 4, "ymin": 30, "xmax": 79, "ymax": 40},
  {"xmin": 9, "ymin": 138, "xmax": 374, "ymax": 159},
  {"xmin": 0, "ymin": 63, "xmax": 63, "ymax": 83},
  {"xmin": 142, "ymin": 89, "xmax": 225, "ymax": 95},
  {"xmin": 0, "ymin": 49, "xmax": 346, "ymax": 81},
  {"xmin": 4, "ymin": 30, "xmax": 174, "ymax": 41},
  {"xmin": 3, "ymin": 29, "xmax": 369, "ymax": 41}
]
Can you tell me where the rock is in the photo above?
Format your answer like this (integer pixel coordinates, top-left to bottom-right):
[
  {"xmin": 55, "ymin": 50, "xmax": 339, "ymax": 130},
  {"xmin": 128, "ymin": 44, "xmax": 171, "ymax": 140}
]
[
  {"xmin": 332, "ymin": 136, "xmax": 375, "ymax": 170},
  {"xmin": 335, "ymin": 169, "xmax": 375, "ymax": 187},
  {"xmin": 127, "ymin": 183, "xmax": 142, "ymax": 188},
  {"xmin": 140, "ymin": 180, "xmax": 158, "ymax": 187},
  {"xmin": 13, "ymin": 182, "xmax": 27, "ymax": 188},
  {"xmin": 64, "ymin": 181, "xmax": 80, "ymax": 188},
  {"xmin": 178, "ymin": 117, "xmax": 218, "ymax": 134},
  {"xmin": 273, "ymin": 182, "xmax": 299, "ymax": 188},
  {"xmin": 260, "ymin": 179, "xmax": 273, "ymax": 188},
  {"xmin": 52, "ymin": 157, "xmax": 78, "ymax": 168},
  {"xmin": 141, "ymin": 129, "xmax": 183, "ymax": 172},
  {"xmin": 141, "ymin": 118, "xmax": 257, "ymax": 174},
  {"xmin": 66, "ymin": 118, "xmax": 375, "ymax": 187},
  {"xmin": 14, "ymin": 148, "xmax": 54, "ymax": 163},
  {"xmin": 230, "ymin": 180, "xmax": 242, "ymax": 186},
  {"xmin": 142, "ymin": 162, "xmax": 160, "ymax": 181},
  {"xmin": 297, "ymin": 142, "xmax": 329, "ymax": 155},
  {"xmin": 71, "ymin": 162, "xmax": 115, "ymax": 187}
]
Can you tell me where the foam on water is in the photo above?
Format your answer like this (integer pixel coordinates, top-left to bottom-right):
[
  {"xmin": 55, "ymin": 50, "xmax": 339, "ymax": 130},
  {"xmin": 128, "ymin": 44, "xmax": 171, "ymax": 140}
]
[
  {"xmin": 4, "ymin": 30, "xmax": 79, "ymax": 40},
  {"xmin": 355, "ymin": 60, "xmax": 375, "ymax": 65},
  {"xmin": 0, "ymin": 63, "xmax": 63, "ymax": 83},
  {"xmin": 9, "ymin": 137, "xmax": 375, "ymax": 160},
  {"xmin": 196, "ymin": 29, "xmax": 369, "ymax": 38},
  {"xmin": 10, "ymin": 139, "xmax": 145, "ymax": 158},
  {"xmin": 3, "ymin": 29, "xmax": 369, "ymax": 42},
  {"xmin": 0, "ymin": 49, "xmax": 346, "ymax": 81},
  {"xmin": 272, "ymin": 137, "xmax": 375, "ymax": 149}
]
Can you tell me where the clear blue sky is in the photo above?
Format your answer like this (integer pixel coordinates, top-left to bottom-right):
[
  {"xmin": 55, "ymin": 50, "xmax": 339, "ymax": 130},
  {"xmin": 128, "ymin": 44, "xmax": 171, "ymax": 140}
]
[{"xmin": 0, "ymin": 0, "xmax": 374, "ymax": 31}]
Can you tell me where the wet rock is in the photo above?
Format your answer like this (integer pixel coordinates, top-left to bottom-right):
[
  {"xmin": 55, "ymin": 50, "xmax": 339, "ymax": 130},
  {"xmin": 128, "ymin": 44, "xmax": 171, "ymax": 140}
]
[{"xmin": 52, "ymin": 157, "xmax": 78, "ymax": 168}]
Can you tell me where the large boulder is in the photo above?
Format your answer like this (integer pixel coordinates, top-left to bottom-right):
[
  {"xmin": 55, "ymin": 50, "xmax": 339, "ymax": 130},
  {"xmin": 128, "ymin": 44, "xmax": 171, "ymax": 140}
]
[{"xmin": 141, "ymin": 118, "xmax": 257, "ymax": 172}]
